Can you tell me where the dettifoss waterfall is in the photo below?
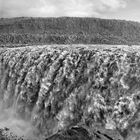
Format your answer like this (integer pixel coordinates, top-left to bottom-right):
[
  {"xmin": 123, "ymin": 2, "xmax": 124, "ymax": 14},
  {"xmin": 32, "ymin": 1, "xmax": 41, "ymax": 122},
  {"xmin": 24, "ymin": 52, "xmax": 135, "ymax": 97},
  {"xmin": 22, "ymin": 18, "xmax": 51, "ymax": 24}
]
[{"xmin": 0, "ymin": 45, "xmax": 140, "ymax": 140}]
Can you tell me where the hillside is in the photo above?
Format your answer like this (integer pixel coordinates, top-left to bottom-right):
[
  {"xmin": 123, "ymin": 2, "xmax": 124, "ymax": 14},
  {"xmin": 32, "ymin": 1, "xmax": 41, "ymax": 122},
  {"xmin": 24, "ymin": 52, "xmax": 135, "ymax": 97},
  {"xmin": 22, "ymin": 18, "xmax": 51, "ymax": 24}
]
[{"xmin": 0, "ymin": 17, "xmax": 140, "ymax": 45}]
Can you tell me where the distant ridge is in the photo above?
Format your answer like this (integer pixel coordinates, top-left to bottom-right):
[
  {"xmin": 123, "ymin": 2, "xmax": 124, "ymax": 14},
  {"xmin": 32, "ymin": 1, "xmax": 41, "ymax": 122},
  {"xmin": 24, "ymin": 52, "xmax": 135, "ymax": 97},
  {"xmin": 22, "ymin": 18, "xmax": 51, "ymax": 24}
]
[{"xmin": 0, "ymin": 17, "xmax": 140, "ymax": 45}]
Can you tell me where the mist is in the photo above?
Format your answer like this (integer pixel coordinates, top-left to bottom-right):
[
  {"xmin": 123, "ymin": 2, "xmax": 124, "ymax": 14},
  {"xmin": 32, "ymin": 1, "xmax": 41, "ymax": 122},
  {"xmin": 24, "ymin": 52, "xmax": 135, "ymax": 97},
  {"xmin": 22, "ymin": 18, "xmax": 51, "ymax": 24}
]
[{"xmin": 0, "ymin": 101, "xmax": 38, "ymax": 139}]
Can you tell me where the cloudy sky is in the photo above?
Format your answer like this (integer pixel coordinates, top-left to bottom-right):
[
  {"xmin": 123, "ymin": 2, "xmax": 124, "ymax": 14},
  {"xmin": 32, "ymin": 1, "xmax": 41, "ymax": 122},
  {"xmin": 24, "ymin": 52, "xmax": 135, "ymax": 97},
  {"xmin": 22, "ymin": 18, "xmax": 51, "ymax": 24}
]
[{"xmin": 0, "ymin": 0, "xmax": 140, "ymax": 22}]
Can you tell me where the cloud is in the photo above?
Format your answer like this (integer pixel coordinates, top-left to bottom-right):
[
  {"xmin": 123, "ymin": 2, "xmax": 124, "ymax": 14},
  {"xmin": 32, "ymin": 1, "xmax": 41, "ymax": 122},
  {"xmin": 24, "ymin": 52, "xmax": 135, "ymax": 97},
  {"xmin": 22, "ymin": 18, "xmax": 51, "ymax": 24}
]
[
  {"xmin": 0, "ymin": 0, "xmax": 127, "ymax": 18},
  {"xmin": 100, "ymin": 0, "xmax": 126, "ymax": 10}
]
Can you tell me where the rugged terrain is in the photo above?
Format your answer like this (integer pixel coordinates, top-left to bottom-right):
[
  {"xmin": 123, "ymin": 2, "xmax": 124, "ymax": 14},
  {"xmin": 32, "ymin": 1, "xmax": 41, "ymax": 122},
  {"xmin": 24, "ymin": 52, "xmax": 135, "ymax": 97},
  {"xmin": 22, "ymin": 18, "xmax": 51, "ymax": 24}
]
[
  {"xmin": 1, "ymin": 17, "xmax": 140, "ymax": 45},
  {"xmin": 0, "ymin": 45, "xmax": 140, "ymax": 139}
]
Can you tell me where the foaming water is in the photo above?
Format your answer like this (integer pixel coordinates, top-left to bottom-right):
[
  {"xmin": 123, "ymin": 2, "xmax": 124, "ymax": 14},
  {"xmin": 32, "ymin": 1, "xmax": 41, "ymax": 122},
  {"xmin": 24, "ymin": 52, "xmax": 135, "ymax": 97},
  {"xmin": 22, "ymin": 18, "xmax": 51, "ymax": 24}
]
[
  {"xmin": 0, "ymin": 102, "xmax": 39, "ymax": 140},
  {"xmin": 1, "ymin": 45, "xmax": 140, "ymax": 140}
]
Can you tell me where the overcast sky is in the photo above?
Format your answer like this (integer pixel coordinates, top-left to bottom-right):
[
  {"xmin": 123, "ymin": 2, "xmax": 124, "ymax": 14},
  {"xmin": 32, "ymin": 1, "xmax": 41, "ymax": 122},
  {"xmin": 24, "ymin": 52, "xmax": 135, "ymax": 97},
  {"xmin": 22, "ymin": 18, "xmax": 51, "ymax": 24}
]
[{"xmin": 0, "ymin": 0, "xmax": 140, "ymax": 22}]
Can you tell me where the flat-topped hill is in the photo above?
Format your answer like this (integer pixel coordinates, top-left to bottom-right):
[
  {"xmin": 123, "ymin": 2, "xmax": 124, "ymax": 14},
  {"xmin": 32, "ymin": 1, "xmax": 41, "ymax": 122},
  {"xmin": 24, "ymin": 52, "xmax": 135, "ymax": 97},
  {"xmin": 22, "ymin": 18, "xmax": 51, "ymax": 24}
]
[{"xmin": 1, "ymin": 17, "xmax": 140, "ymax": 45}]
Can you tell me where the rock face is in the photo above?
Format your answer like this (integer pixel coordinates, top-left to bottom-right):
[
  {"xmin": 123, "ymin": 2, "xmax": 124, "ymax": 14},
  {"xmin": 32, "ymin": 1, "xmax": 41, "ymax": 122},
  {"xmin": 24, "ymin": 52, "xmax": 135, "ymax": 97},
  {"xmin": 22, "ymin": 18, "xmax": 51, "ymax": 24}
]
[{"xmin": 0, "ymin": 45, "xmax": 140, "ymax": 139}]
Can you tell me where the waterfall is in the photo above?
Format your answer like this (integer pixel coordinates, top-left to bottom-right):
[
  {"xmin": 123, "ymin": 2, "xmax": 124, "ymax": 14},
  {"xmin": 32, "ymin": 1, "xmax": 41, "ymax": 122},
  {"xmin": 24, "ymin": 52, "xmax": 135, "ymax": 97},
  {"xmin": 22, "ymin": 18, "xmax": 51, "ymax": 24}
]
[{"xmin": 0, "ymin": 45, "xmax": 140, "ymax": 139}]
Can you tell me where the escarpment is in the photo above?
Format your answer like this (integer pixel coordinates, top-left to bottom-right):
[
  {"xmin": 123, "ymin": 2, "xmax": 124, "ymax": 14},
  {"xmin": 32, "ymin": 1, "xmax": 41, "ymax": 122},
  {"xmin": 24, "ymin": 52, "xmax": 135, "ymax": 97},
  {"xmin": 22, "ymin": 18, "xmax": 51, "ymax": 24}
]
[{"xmin": 0, "ymin": 45, "xmax": 140, "ymax": 139}]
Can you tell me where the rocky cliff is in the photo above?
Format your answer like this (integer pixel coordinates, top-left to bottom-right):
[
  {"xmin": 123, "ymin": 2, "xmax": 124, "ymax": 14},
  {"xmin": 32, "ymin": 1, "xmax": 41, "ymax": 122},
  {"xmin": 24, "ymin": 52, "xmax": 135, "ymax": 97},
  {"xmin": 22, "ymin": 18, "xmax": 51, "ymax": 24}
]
[{"xmin": 0, "ymin": 45, "xmax": 140, "ymax": 139}]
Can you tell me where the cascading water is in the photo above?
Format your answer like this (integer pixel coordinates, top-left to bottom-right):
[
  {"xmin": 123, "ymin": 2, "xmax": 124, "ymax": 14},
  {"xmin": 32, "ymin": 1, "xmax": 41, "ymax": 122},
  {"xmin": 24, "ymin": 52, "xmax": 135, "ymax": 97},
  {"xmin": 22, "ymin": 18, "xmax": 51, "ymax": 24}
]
[{"xmin": 0, "ymin": 45, "xmax": 140, "ymax": 140}]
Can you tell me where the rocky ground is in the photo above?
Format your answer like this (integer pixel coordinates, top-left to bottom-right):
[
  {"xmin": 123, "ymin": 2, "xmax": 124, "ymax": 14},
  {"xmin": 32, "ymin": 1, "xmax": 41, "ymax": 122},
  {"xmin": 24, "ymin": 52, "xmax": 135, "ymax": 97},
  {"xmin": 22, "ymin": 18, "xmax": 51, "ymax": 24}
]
[
  {"xmin": 0, "ymin": 128, "xmax": 25, "ymax": 140},
  {"xmin": 0, "ymin": 126, "xmax": 123, "ymax": 140}
]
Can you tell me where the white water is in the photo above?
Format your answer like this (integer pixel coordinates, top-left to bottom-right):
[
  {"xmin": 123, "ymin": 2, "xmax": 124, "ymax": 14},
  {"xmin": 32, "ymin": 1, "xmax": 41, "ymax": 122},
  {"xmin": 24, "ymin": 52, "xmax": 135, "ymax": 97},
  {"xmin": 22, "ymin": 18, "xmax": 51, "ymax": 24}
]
[{"xmin": 0, "ymin": 102, "xmax": 39, "ymax": 140}]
